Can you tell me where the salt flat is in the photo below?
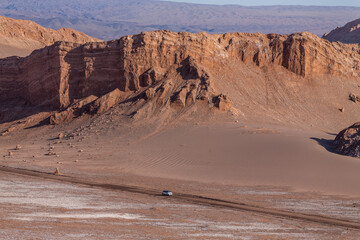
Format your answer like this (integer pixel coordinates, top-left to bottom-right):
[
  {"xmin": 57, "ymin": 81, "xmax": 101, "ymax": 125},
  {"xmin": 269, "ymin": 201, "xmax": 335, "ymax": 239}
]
[{"xmin": 1, "ymin": 171, "xmax": 359, "ymax": 239}]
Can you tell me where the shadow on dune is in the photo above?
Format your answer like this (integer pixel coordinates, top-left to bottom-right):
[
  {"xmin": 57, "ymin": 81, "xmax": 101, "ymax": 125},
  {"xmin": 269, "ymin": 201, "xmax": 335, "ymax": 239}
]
[{"xmin": 311, "ymin": 137, "xmax": 335, "ymax": 153}]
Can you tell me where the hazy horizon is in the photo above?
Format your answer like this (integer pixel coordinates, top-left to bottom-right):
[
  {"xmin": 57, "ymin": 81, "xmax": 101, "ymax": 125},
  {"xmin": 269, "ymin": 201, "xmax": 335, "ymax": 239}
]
[
  {"xmin": 1, "ymin": 0, "xmax": 360, "ymax": 40},
  {"xmin": 164, "ymin": 0, "xmax": 360, "ymax": 7}
]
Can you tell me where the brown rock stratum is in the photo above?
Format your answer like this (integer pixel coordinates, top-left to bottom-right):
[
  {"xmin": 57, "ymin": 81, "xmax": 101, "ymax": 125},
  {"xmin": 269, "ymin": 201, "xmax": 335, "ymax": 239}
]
[
  {"xmin": 0, "ymin": 16, "xmax": 101, "ymax": 58},
  {"xmin": 323, "ymin": 18, "xmax": 360, "ymax": 44},
  {"xmin": 1, "ymin": 30, "xmax": 360, "ymax": 132},
  {"xmin": 334, "ymin": 123, "xmax": 360, "ymax": 158}
]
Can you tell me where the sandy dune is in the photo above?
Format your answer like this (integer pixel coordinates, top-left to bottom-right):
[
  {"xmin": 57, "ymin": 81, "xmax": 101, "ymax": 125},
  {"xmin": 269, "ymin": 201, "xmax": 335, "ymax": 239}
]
[
  {"xmin": 1, "ymin": 120, "xmax": 360, "ymax": 198},
  {"xmin": 122, "ymin": 124, "xmax": 360, "ymax": 197}
]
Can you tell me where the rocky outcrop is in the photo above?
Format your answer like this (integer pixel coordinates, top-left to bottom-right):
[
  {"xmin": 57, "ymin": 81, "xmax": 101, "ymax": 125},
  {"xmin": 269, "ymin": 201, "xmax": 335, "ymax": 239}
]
[
  {"xmin": 1, "ymin": 30, "xmax": 360, "ymax": 125},
  {"xmin": 49, "ymin": 89, "xmax": 125, "ymax": 124},
  {"xmin": 170, "ymin": 57, "xmax": 215, "ymax": 108},
  {"xmin": 0, "ymin": 16, "xmax": 101, "ymax": 58},
  {"xmin": 323, "ymin": 18, "xmax": 360, "ymax": 44},
  {"xmin": 213, "ymin": 94, "xmax": 231, "ymax": 112},
  {"xmin": 334, "ymin": 123, "xmax": 360, "ymax": 158},
  {"xmin": 89, "ymin": 89, "xmax": 124, "ymax": 115},
  {"xmin": 50, "ymin": 95, "xmax": 98, "ymax": 125}
]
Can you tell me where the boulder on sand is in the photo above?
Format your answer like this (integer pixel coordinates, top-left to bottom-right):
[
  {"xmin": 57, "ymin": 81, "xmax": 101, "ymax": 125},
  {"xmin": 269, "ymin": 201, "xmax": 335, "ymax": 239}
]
[{"xmin": 334, "ymin": 122, "xmax": 360, "ymax": 157}]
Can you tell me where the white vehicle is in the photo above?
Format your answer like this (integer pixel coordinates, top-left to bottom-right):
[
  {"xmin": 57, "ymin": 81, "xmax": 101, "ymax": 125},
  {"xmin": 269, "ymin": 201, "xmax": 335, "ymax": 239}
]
[{"xmin": 162, "ymin": 190, "xmax": 173, "ymax": 196}]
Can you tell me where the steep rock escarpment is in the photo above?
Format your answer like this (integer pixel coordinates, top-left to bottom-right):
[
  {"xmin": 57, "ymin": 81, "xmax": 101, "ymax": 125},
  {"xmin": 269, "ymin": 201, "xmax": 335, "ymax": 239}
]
[{"xmin": 1, "ymin": 30, "xmax": 360, "ymax": 126}]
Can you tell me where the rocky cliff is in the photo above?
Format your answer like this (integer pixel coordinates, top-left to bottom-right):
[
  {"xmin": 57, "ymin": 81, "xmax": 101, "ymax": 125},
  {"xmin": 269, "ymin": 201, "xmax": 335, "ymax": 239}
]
[
  {"xmin": 323, "ymin": 18, "xmax": 360, "ymax": 44},
  {"xmin": 0, "ymin": 16, "xmax": 101, "ymax": 58},
  {"xmin": 1, "ymin": 30, "xmax": 360, "ymax": 129}
]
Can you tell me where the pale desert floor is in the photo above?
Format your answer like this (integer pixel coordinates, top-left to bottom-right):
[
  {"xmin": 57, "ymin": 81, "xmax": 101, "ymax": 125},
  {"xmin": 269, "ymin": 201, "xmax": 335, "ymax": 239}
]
[
  {"xmin": 0, "ymin": 171, "xmax": 360, "ymax": 240},
  {"xmin": 1, "ymin": 120, "xmax": 360, "ymax": 238}
]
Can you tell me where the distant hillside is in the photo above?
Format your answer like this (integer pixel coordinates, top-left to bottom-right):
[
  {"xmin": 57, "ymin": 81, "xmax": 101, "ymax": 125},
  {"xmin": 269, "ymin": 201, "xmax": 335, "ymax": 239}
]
[
  {"xmin": 0, "ymin": 16, "xmax": 101, "ymax": 58},
  {"xmin": 1, "ymin": 0, "xmax": 360, "ymax": 40},
  {"xmin": 323, "ymin": 18, "xmax": 360, "ymax": 44}
]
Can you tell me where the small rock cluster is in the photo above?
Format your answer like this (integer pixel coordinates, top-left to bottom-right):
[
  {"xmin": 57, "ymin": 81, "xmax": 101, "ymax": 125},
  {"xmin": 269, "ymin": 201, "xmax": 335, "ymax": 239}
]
[
  {"xmin": 349, "ymin": 93, "xmax": 360, "ymax": 103},
  {"xmin": 47, "ymin": 145, "xmax": 57, "ymax": 156}
]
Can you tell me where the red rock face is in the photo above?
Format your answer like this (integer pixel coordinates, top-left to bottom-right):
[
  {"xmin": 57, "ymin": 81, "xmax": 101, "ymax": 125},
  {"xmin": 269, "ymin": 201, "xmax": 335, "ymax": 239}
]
[
  {"xmin": 0, "ymin": 45, "xmax": 65, "ymax": 108},
  {"xmin": 1, "ymin": 30, "xmax": 360, "ymax": 124}
]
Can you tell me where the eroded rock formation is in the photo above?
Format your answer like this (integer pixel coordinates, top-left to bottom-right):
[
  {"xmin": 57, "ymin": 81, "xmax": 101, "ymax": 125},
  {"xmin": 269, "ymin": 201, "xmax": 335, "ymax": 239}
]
[{"xmin": 1, "ymin": 30, "xmax": 360, "ymax": 126}]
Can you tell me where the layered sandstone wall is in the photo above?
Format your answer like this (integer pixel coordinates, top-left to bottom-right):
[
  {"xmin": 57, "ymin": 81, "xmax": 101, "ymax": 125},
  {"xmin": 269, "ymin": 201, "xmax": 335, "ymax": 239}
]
[
  {"xmin": 0, "ymin": 45, "xmax": 62, "ymax": 107},
  {"xmin": 1, "ymin": 30, "xmax": 360, "ymax": 111}
]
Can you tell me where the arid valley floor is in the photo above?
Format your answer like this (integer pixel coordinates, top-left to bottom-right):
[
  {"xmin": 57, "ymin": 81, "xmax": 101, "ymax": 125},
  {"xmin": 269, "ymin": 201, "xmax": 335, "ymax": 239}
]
[{"xmin": 1, "ymin": 118, "xmax": 360, "ymax": 239}]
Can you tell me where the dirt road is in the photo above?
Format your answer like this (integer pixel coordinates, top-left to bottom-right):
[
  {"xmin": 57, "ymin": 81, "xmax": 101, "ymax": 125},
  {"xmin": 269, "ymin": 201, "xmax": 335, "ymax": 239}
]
[{"xmin": 1, "ymin": 165, "xmax": 359, "ymax": 231}]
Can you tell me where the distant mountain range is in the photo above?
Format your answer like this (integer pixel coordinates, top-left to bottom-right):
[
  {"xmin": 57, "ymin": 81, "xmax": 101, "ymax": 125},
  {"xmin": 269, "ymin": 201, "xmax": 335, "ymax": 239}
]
[{"xmin": 1, "ymin": 0, "xmax": 360, "ymax": 40}]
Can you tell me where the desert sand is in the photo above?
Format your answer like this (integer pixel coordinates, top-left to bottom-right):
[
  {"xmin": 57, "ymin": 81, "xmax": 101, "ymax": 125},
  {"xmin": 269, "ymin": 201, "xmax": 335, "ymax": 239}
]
[
  {"xmin": 2, "ymin": 120, "xmax": 360, "ymax": 197},
  {"xmin": 1, "ymin": 171, "xmax": 359, "ymax": 239},
  {"xmin": 1, "ymin": 120, "xmax": 360, "ymax": 239}
]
